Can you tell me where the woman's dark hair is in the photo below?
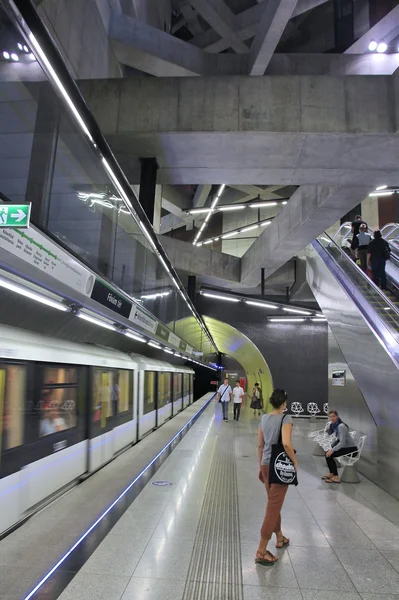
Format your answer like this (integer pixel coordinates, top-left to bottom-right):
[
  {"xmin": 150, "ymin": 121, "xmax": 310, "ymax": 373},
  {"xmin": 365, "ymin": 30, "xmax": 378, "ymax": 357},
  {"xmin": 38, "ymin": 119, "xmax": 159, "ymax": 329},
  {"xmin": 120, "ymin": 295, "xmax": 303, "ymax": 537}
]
[
  {"xmin": 254, "ymin": 382, "xmax": 259, "ymax": 387},
  {"xmin": 374, "ymin": 230, "xmax": 382, "ymax": 240},
  {"xmin": 270, "ymin": 388, "xmax": 288, "ymax": 409},
  {"xmin": 329, "ymin": 410, "xmax": 338, "ymax": 416}
]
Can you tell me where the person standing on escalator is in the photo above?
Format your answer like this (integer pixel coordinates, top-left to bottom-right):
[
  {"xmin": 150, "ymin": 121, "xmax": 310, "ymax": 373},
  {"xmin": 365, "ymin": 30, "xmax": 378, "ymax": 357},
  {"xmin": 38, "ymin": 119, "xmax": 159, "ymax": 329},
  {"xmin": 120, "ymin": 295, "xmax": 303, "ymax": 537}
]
[
  {"xmin": 350, "ymin": 215, "xmax": 367, "ymax": 259},
  {"xmin": 356, "ymin": 224, "xmax": 372, "ymax": 273},
  {"xmin": 367, "ymin": 230, "xmax": 390, "ymax": 291}
]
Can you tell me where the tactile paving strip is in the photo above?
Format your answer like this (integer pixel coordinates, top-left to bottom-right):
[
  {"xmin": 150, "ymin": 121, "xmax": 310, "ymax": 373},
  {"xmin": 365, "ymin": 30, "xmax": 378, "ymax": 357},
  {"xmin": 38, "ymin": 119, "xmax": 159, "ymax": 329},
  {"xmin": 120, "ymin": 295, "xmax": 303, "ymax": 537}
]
[{"xmin": 182, "ymin": 429, "xmax": 244, "ymax": 600}]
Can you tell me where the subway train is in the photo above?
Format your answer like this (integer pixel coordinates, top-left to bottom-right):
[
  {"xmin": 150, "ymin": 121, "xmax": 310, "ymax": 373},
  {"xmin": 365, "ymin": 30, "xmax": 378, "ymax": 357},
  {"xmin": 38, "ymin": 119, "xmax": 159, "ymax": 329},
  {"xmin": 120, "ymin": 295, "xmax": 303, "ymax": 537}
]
[{"xmin": 0, "ymin": 324, "xmax": 194, "ymax": 536}]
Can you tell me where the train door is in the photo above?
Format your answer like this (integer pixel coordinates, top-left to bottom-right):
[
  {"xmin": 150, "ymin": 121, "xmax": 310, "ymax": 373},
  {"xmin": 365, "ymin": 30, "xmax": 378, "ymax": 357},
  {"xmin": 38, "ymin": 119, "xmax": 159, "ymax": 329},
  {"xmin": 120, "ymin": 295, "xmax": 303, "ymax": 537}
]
[
  {"xmin": 157, "ymin": 372, "xmax": 172, "ymax": 426},
  {"xmin": 173, "ymin": 373, "xmax": 183, "ymax": 414},
  {"xmin": 139, "ymin": 370, "xmax": 157, "ymax": 438}
]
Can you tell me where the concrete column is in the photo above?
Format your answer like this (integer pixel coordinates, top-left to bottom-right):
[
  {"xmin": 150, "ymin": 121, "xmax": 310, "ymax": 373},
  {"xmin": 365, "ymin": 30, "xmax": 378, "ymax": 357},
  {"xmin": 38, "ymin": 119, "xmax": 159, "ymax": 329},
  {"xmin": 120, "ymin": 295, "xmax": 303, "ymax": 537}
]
[
  {"xmin": 139, "ymin": 158, "xmax": 159, "ymax": 227},
  {"xmin": 25, "ymin": 83, "xmax": 60, "ymax": 227},
  {"xmin": 361, "ymin": 196, "xmax": 380, "ymax": 230},
  {"xmin": 187, "ymin": 275, "xmax": 197, "ymax": 305},
  {"xmin": 153, "ymin": 184, "xmax": 162, "ymax": 234}
]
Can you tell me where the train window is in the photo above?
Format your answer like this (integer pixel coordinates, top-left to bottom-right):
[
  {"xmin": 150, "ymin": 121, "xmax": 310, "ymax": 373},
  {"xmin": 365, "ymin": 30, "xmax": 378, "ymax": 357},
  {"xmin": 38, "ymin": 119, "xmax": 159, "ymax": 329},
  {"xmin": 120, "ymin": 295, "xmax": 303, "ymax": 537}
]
[
  {"xmin": 183, "ymin": 373, "xmax": 190, "ymax": 400},
  {"xmin": 173, "ymin": 373, "xmax": 182, "ymax": 403},
  {"xmin": 92, "ymin": 369, "xmax": 112, "ymax": 425},
  {"xmin": 39, "ymin": 367, "xmax": 78, "ymax": 436},
  {"xmin": 0, "ymin": 364, "xmax": 26, "ymax": 451},
  {"xmin": 116, "ymin": 370, "xmax": 131, "ymax": 414},
  {"xmin": 158, "ymin": 372, "xmax": 172, "ymax": 408},
  {"xmin": 144, "ymin": 371, "xmax": 156, "ymax": 415}
]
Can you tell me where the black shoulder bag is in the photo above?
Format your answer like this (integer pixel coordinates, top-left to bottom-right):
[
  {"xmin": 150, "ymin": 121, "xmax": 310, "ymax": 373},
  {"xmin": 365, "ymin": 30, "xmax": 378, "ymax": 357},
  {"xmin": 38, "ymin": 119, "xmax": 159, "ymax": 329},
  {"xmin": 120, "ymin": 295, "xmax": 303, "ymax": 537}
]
[
  {"xmin": 269, "ymin": 415, "xmax": 298, "ymax": 486},
  {"xmin": 218, "ymin": 384, "xmax": 229, "ymax": 403}
]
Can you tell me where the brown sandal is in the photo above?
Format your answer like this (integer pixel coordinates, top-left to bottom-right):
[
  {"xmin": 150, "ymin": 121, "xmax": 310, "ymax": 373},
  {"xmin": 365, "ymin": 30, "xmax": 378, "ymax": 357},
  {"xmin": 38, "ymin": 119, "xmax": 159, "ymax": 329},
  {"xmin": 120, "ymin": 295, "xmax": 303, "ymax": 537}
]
[
  {"xmin": 255, "ymin": 550, "xmax": 278, "ymax": 565},
  {"xmin": 276, "ymin": 536, "xmax": 290, "ymax": 548}
]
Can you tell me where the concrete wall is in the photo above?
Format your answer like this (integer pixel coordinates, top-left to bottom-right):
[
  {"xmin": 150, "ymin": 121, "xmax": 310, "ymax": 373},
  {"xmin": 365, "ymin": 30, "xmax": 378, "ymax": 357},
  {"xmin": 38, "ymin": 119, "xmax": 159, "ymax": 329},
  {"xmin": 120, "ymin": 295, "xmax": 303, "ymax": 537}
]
[
  {"xmin": 198, "ymin": 295, "xmax": 328, "ymax": 412},
  {"xmin": 37, "ymin": 0, "xmax": 121, "ymax": 79}
]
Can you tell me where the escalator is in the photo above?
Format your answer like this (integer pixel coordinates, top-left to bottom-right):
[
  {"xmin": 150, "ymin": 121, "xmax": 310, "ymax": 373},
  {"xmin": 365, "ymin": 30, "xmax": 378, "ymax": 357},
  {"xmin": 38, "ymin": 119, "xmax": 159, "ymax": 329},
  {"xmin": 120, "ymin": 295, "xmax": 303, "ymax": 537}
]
[{"xmin": 306, "ymin": 232, "xmax": 399, "ymax": 500}]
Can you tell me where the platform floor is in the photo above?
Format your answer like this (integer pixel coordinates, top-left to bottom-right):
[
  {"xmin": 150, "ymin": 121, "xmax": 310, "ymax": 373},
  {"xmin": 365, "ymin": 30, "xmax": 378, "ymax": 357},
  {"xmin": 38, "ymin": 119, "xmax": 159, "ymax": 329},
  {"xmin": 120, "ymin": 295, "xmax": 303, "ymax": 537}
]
[{"xmin": 5, "ymin": 398, "xmax": 399, "ymax": 600}]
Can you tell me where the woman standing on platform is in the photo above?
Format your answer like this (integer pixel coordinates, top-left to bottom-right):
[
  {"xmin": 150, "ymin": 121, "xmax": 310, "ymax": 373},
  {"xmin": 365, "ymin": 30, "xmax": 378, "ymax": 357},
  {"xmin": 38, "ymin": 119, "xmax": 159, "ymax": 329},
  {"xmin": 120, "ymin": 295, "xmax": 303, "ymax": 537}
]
[{"xmin": 256, "ymin": 389, "xmax": 297, "ymax": 565}]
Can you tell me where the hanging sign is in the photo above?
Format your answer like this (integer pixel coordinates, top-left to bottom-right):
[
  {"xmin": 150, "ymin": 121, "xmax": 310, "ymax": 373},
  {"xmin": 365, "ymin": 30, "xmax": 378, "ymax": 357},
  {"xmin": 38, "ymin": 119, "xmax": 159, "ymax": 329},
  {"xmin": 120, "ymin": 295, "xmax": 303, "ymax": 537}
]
[
  {"xmin": 129, "ymin": 305, "xmax": 157, "ymax": 333},
  {"xmin": 90, "ymin": 279, "xmax": 132, "ymax": 318},
  {"xmin": 0, "ymin": 204, "xmax": 31, "ymax": 228},
  {"xmin": 332, "ymin": 370, "xmax": 346, "ymax": 387}
]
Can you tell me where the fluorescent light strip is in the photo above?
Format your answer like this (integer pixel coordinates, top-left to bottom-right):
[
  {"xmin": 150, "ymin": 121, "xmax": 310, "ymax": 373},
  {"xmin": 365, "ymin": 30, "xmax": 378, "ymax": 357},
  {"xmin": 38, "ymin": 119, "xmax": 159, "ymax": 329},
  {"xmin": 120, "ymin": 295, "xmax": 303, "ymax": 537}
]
[
  {"xmin": 202, "ymin": 292, "xmax": 240, "ymax": 302},
  {"xmin": 158, "ymin": 255, "xmax": 171, "ymax": 275},
  {"xmin": 250, "ymin": 202, "xmax": 277, "ymax": 208},
  {"xmin": 218, "ymin": 184, "xmax": 226, "ymax": 196},
  {"xmin": 376, "ymin": 185, "xmax": 388, "ymax": 191},
  {"xmin": 29, "ymin": 34, "xmax": 93, "ymax": 143},
  {"xmin": 0, "ymin": 277, "xmax": 69, "ymax": 312},
  {"xmin": 261, "ymin": 221, "xmax": 271, "ymax": 226},
  {"xmin": 22, "ymin": 396, "xmax": 214, "ymax": 600},
  {"xmin": 188, "ymin": 208, "xmax": 212, "ymax": 214},
  {"xmin": 241, "ymin": 225, "xmax": 259, "ymax": 233},
  {"xmin": 203, "ymin": 239, "xmax": 213, "ymax": 245},
  {"xmin": 222, "ymin": 231, "xmax": 238, "ymax": 239},
  {"xmin": 283, "ymin": 307, "xmax": 311, "ymax": 316},
  {"xmin": 125, "ymin": 331, "xmax": 146, "ymax": 342},
  {"xmin": 77, "ymin": 312, "xmax": 117, "ymax": 331},
  {"xmin": 163, "ymin": 348, "xmax": 174, "ymax": 354},
  {"xmin": 369, "ymin": 191, "xmax": 393, "ymax": 197},
  {"xmin": 195, "ymin": 184, "xmax": 226, "ymax": 244},
  {"xmin": 101, "ymin": 158, "xmax": 134, "ymax": 215},
  {"xmin": 219, "ymin": 205, "xmax": 245, "ymax": 211},
  {"xmin": 270, "ymin": 318, "xmax": 305, "ymax": 322},
  {"xmin": 245, "ymin": 300, "xmax": 278, "ymax": 310},
  {"xmin": 148, "ymin": 341, "xmax": 161, "ymax": 349}
]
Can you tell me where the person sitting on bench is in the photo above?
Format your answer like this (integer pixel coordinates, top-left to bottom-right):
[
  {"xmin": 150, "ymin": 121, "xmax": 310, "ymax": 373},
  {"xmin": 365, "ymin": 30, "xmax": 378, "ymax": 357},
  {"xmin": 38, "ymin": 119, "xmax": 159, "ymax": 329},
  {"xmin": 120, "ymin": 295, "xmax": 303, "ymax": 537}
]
[{"xmin": 322, "ymin": 410, "xmax": 357, "ymax": 484}]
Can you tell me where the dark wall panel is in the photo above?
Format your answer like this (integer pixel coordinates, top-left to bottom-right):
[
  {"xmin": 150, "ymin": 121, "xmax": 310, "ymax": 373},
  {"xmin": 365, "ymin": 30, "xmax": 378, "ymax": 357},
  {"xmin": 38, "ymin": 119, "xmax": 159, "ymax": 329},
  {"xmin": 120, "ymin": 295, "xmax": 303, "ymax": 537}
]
[{"xmin": 198, "ymin": 296, "xmax": 328, "ymax": 414}]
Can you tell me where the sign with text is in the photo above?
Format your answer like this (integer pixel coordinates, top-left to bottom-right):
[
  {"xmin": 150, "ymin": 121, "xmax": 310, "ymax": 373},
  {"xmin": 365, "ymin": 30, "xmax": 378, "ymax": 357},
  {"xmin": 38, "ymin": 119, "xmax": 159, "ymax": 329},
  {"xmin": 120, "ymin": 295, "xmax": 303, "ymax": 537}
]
[
  {"xmin": 129, "ymin": 305, "xmax": 157, "ymax": 334},
  {"xmin": 179, "ymin": 340, "xmax": 187, "ymax": 352},
  {"xmin": 169, "ymin": 332, "xmax": 180, "ymax": 348},
  {"xmin": 90, "ymin": 279, "xmax": 132, "ymax": 318},
  {"xmin": 156, "ymin": 323, "xmax": 170, "ymax": 341},
  {"xmin": 0, "ymin": 204, "xmax": 31, "ymax": 228},
  {"xmin": 332, "ymin": 370, "xmax": 346, "ymax": 387},
  {"xmin": 0, "ymin": 226, "xmax": 94, "ymax": 296}
]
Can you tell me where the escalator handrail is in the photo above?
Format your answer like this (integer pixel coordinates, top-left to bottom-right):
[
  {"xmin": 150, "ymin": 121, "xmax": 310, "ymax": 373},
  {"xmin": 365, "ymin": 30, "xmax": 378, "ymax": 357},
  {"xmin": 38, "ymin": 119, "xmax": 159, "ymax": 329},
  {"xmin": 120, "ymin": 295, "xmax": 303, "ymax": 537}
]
[{"xmin": 321, "ymin": 232, "xmax": 399, "ymax": 316}]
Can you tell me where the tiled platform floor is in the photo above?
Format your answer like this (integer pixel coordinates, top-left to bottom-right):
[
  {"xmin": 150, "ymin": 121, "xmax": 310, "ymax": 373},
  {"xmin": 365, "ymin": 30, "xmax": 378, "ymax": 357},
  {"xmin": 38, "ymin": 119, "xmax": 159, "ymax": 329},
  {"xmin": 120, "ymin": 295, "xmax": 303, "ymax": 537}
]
[{"xmin": 9, "ymin": 399, "xmax": 399, "ymax": 600}]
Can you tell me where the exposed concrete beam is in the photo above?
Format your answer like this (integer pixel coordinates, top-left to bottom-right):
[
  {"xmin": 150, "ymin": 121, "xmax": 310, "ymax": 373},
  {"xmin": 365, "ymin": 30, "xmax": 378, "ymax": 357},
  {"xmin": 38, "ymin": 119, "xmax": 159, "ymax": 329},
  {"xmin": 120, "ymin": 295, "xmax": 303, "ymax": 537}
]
[
  {"xmin": 81, "ymin": 74, "xmax": 399, "ymax": 185},
  {"xmin": 109, "ymin": 11, "xmax": 248, "ymax": 76},
  {"xmin": 249, "ymin": 0, "xmax": 299, "ymax": 75},
  {"xmin": 188, "ymin": 0, "xmax": 248, "ymax": 54},
  {"xmin": 160, "ymin": 235, "xmax": 241, "ymax": 283},
  {"xmin": 345, "ymin": 5, "xmax": 399, "ymax": 54},
  {"xmin": 265, "ymin": 53, "xmax": 399, "ymax": 75},
  {"xmin": 193, "ymin": 184, "xmax": 212, "ymax": 207},
  {"xmin": 240, "ymin": 185, "xmax": 370, "ymax": 286},
  {"xmin": 191, "ymin": 0, "xmax": 328, "ymax": 53}
]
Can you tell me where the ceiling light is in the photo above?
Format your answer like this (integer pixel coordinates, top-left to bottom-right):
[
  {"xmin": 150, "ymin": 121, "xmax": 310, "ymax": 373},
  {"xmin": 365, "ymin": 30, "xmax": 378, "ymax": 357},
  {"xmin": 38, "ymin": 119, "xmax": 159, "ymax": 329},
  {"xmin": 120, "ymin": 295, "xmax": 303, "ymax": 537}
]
[
  {"xmin": 23, "ymin": 45, "xmax": 29, "ymax": 53},
  {"xmin": 199, "ymin": 223, "xmax": 206, "ymax": 232},
  {"xmin": 377, "ymin": 42, "xmax": 388, "ymax": 53},
  {"xmin": 282, "ymin": 201, "xmax": 288, "ymax": 205},
  {"xmin": 188, "ymin": 208, "xmax": 212, "ymax": 214},
  {"xmin": 163, "ymin": 348, "xmax": 174, "ymax": 354},
  {"xmin": 2, "ymin": 51, "xmax": 10, "ymax": 60},
  {"xmin": 0, "ymin": 276, "xmax": 69, "ymax": 312},
  {"xmin": 174, "ymin": 353, "xmax": 181, "ymax": 357},
  {"xmin": 368, "ymin": 40, "xmax": 378, "ymax": 51},
  {"xmin": 213, "ymin": 237, "xmax": 220, "ymax": 241},
  {"xmin": 219, "ymin": 205, "xmax": 245, "ymax": 211},
  {"xmin": 250, "ymin": 202, "xmax": 277, "ymax": 208},
  {"xmin": 10, "ymin": 53, "xmax": 19, "ymax": 61},
  {"xmin": 261, "ymin": 221, "xmax": 271, "ymax": 226},
  {"xmin": 28, "ymin": 53, "xmax": 36, "ymax": 61},
  {"xmin": 148, "ymin": 341, "xmax": 161, "ymax": 349},
  {"xmin": 369, "ymin": 191, "xmax": 393, "ymax": 197},
  {"xmin": 217, "ymin": 184, "xmax": 225, "ymax": 196},
  {"xmin": 77, "ymin": 312, "xmax": 117, "ymax": 330},
  {"xmin": 18, "ymin": 43, "xmax": 23, "ymax": 50},
  {"xmin": 270, "ymin": 318, "xmax": 305, "ymax": 323},
  {"xmin": 241, "ymin": 225, "xmax": 259, "ymax": 233},
  {"xmin": 222, "ymin": 231, "xmax": 238, "ymax": 239},
  {"xmin": 245, "ymin": 300, "xmax": 278, "ymax": 309},
  {"xmin": 124, "ymin": 331, "xmax": 146, "ymax": 342},
  {"xmin": 202, "ymin": 292, "xmax": 240, "ymax": 302},
  {"xmin": 312, "ymin": 317, "xmax": 326, "ymax": 321},
  {"xmin": 376, "ymin": 185, "xmax": 387, "ymax": 191},
  {"xmin": 203, "ymin": 239, "xmax": 212, "ymax": 245},
  {"xmin": 283, "ymin": 307, "xmax": 311, "ymax": 315}
]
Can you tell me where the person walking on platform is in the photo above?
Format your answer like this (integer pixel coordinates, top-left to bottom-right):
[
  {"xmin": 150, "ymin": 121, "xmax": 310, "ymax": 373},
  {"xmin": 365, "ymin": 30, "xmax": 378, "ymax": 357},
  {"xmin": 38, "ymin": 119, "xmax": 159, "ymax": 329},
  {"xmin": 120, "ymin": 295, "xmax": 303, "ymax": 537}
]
[
  {"xmin": 356, "ymin": 223, "xmax": 372, "ymax": 273},
  {"xmin": 256, "ymin": 389, "xmax": 296, "ymax": 566},
  {"xmin": 322, "ymin": 410, "xmax": 358, "ymax": 484},
  {"xmin": 217, "ymin": 378, "xmax": 232, "ymax": 421},
  {"xmin": 368, "ymin": 230, "xmax": 390, "ymax": 291},
  {"xmin": 250, "ymin": 382, "xmax": 263, "ymax": 416},
  {"xmin": 232, "ymin": 380, "xmax": 245, "ymax": 421}
]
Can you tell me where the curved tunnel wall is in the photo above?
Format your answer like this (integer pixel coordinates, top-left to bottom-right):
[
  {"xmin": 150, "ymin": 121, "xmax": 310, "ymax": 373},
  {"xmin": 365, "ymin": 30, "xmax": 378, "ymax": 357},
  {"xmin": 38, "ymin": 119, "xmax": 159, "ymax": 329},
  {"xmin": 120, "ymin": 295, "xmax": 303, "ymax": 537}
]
[
  {"xmin": 174, "ymin": 315, "xmax": 274, "ymax": 409},
  {"xmin": 197, "ymin": 296, "xmax": 328, "ymax": 414}
]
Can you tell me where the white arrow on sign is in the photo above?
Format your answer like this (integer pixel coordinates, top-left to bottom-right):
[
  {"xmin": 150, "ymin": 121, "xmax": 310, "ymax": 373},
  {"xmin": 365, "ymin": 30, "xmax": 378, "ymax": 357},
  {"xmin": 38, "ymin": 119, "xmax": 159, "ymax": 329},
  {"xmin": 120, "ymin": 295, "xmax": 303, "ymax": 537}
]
[{"xmin": 11, "ymin": 209, "xmax": 26, "ymax": 222}]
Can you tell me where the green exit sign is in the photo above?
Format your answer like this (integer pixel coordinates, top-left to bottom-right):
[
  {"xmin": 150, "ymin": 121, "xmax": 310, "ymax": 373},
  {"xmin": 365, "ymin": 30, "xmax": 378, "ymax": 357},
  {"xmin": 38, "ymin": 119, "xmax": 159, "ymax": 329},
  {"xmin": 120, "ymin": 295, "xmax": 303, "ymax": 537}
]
[{"xmin": 0, "ymin": 204, "xmax": 31, "ymax": 228}]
